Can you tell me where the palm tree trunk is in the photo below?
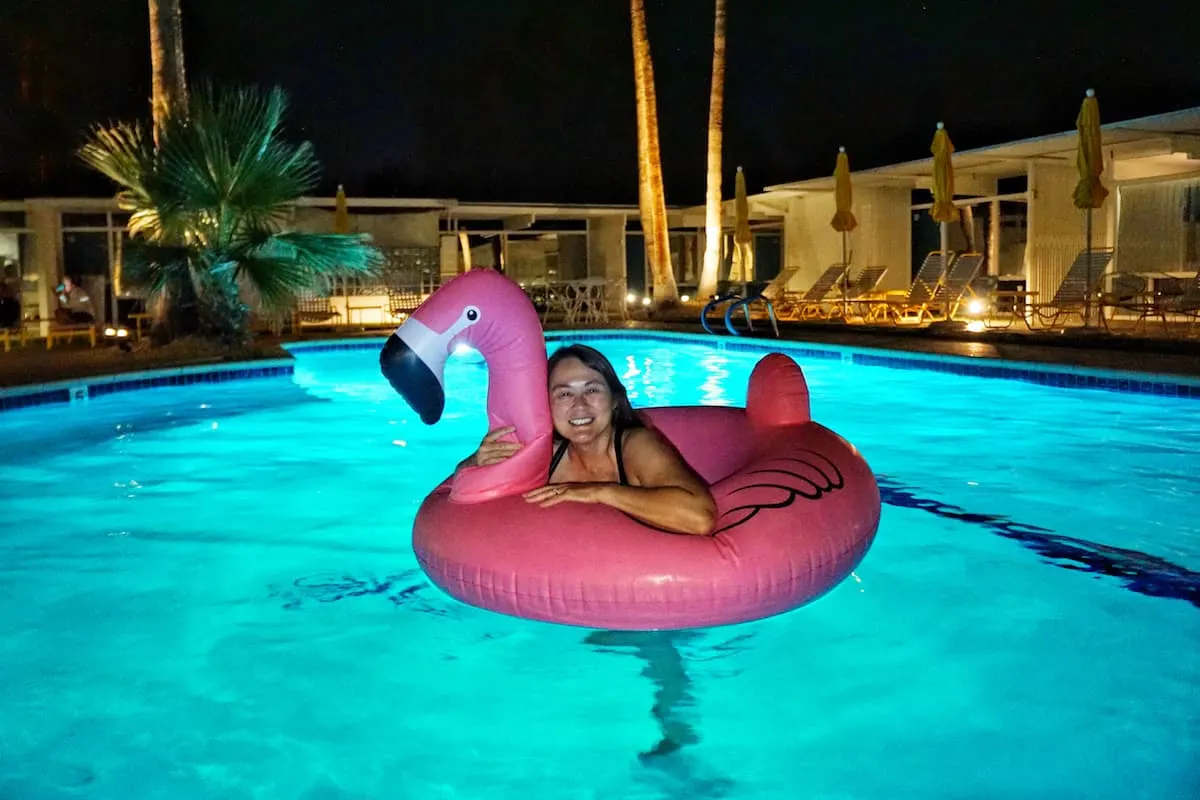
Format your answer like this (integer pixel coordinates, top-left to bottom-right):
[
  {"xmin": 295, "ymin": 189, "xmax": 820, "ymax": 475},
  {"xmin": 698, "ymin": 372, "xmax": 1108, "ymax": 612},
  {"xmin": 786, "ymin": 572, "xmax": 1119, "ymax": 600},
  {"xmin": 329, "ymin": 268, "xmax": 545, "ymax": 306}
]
[
  {"xmin": 148, "ymin": 0, "xmax": 188, "ymax": 142},
  {"xmin": 630, "ymin": 0, "xmax": 679, "ymax": 309},
  {"xmin": 698, "ymin": 0, "xmax": 727, "ymax": 302},
  {"xmin": 147, "ymin": 0, "xmax": 189, "ymax": 342}
]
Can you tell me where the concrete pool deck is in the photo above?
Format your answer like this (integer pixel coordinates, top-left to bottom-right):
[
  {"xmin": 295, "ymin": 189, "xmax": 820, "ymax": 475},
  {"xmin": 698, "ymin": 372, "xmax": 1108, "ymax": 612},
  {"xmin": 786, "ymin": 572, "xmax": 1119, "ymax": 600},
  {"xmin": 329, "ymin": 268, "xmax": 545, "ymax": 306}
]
[{"xmin": 1, "ymin": 316, "xmax": 1198, "ymax": 392}]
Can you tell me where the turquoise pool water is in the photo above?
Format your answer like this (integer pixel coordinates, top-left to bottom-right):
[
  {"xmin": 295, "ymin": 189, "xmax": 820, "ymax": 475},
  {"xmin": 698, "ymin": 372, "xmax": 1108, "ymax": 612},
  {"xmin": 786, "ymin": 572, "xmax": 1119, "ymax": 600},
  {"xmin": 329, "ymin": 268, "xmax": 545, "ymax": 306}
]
[{"xmin": 1, "ymin": 334, "xmax": 1197, "ymax": 799}]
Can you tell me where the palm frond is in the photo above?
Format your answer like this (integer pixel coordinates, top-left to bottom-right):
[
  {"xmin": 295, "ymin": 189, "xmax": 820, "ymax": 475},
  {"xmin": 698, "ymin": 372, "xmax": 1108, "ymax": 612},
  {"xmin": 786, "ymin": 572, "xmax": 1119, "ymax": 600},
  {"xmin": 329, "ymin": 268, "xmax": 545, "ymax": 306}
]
[
  {"xmin": 153, "ymin": 83, "xmax": 321, "ymax": 243},
  {"xmin": 77, "ymin": 122, "xmax": 156, "ymax": 209},
  {"xmin": 121, "ymin": 239, "xmax": 194, "ymax": 297},
  {"xmin": 79, "ymin": 81, "xmax": 371, "ymax": 344},
  {"xmin": 227, "ymin": 231, "xmax": 383, "ymax": 311},
  {"xmin": 257, "ymin": 232, "xmax": 386, "ymax": 275},
  {"xmin": 232, "ymin": 254, "xmax": 322, "ymax": 314}
]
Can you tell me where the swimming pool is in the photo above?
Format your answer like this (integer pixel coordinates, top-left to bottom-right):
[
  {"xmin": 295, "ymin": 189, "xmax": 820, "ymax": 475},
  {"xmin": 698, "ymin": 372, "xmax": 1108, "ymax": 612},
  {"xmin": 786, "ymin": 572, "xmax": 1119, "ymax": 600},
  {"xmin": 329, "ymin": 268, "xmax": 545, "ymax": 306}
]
[{"xmin": 1, "ymin": 333, "xmax": 1197, "ymax": 799}]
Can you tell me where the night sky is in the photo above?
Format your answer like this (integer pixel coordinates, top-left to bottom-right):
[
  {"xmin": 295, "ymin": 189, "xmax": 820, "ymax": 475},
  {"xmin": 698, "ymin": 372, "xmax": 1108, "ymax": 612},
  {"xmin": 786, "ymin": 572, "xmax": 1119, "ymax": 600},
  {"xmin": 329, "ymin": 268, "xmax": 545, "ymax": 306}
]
[{"xmin": 2, "ymin": 0, "xmax": 1198, "ymax": 205}]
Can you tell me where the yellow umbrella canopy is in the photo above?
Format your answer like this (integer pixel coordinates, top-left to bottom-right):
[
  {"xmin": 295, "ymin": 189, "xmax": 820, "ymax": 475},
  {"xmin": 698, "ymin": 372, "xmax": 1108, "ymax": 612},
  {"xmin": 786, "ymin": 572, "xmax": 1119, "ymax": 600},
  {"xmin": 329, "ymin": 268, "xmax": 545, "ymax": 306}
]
[
  {"xmin": 1073, "ymin": 89, "xmax": 1109, "ymax": 210},
  {"xmin": 734, "ymin": 166, "xmax": 752, "ymax": 244},
  {"xmin": 830, "ymin": 146, "xmax": 857, "ymax": 233},
  {"xmin": 930, "ymin": 122, "xmax": 959, "ymax": 224},
  {"xmin": 731, "ymin": 166, "xmax": 754, "ymax": 281},
  {"xmin": 333, "ymin": 183, "xmax": 350, "ymax": 234}
]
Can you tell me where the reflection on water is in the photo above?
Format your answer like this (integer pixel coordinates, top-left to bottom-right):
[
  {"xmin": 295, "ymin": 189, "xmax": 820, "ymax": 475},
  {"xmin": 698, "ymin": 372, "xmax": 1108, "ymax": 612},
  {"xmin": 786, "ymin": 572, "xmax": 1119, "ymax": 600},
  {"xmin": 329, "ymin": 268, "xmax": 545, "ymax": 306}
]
[
  {"xmin": 622, "ymin": 355, "xmax": 643, "ymax": 404},
  {"xmin": 698, "ymin": 354, "xmax": 732, "ymax": 406}
]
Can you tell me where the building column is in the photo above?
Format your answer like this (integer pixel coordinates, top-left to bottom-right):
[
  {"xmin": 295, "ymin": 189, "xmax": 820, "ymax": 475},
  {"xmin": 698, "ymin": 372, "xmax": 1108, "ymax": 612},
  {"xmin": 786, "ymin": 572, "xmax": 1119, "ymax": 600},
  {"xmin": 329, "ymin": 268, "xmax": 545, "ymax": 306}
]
[
  {"xmin": 587, "ymin": 215, "xmax": 627, "ymax": 314},
  {"xmin": 1103, "ymin": 152, "xmax": 1118, "ymax": 272},
  {"xmin": 988, "ymin": 199, "xmax": 1001, "ymax": 275},
  {"xmin": 25, "ymin": 200, "xmax": 62, "ymax": 337},
  {"xmin": 439, "ymin": 234, "xmax": 459, "ymax": 280}
]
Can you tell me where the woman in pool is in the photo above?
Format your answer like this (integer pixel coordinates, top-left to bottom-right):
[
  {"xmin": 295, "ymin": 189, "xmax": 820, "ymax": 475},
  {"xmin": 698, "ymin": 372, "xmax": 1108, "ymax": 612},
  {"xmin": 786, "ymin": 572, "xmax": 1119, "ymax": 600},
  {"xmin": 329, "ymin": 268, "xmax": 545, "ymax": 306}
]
[{"xmin": 459, "ymin": 344, "xmax": 717, "ymax": 536}]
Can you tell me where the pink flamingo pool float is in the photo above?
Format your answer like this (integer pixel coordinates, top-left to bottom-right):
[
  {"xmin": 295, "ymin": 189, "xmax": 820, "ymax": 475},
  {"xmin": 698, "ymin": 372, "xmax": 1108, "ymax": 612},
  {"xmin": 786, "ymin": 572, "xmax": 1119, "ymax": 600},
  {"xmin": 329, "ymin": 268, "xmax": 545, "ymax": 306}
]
[{"xmin": 380, "ymin": 269, "xmax": 881, "ymax": 630}]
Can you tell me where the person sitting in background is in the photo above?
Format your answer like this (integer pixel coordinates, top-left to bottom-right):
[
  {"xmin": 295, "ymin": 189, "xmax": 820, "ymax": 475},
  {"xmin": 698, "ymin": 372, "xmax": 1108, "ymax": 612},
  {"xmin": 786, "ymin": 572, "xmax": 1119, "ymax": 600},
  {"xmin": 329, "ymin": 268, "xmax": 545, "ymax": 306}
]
[
  {"xmin": 0, "ymin": 280, "xmax": 20, "ymax": 329},
  {"xmin": 54, "ymin": 276, "xmax": 95, "ymax": 325}
]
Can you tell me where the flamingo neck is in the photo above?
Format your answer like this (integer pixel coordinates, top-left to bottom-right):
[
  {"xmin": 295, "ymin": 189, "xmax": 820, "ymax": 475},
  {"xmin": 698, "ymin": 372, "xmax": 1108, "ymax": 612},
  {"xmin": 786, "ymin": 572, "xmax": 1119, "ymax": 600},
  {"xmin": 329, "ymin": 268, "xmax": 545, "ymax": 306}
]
[{"xmin": 450, "ymin": 323, "xmax": 554, "ymax": 503}]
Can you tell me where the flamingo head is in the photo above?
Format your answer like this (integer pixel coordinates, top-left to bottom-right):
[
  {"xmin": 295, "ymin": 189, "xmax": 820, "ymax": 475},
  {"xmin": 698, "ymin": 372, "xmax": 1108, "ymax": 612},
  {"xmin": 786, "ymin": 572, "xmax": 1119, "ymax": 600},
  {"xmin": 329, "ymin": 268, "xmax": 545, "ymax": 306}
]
[{"xmin": 379, "ymin": 269, "xmax": 547, "ymax": 425}]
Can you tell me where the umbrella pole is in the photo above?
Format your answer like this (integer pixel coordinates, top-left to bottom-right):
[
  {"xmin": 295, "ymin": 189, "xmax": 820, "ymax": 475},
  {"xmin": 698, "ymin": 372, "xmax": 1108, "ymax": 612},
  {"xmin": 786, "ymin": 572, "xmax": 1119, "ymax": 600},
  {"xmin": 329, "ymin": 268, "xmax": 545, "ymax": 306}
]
[
  {"xmin": 940, "ymin": 221, "xmax": 949, "ymax": 267},
  {"xmin": 1084, "ymin": 208, "xmax": 1094, "ymax": 328},
  {"xmin": 841, "ymin": 231, "xmax": 849, "ymax": 317}
]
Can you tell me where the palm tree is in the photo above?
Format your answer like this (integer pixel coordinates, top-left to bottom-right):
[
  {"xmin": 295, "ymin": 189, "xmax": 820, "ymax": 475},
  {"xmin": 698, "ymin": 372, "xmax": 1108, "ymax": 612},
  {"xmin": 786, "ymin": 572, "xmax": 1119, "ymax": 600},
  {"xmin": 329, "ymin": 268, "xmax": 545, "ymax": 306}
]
[
  {"xmin": 698, "ymin": 0, "xmax": 727, "ymax": 302},
  {"xmin": 629, "ymin": 0, "xmax": 679, "ymax": 309},
  {"xmin": 79, "ymin": 84, "xmax": 384, "ymax": 346},
  {"xmin": 147, "ymin": 0, "xmax": 188, "ymax": 140}
]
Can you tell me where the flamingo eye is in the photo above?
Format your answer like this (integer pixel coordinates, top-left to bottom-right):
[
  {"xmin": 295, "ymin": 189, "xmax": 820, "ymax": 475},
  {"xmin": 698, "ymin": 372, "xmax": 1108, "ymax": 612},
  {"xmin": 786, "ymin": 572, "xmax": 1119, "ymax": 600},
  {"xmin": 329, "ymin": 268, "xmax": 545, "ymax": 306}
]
[{"xmin": 465, "ymin": 306, "xmax": 480, "ymax": 322}]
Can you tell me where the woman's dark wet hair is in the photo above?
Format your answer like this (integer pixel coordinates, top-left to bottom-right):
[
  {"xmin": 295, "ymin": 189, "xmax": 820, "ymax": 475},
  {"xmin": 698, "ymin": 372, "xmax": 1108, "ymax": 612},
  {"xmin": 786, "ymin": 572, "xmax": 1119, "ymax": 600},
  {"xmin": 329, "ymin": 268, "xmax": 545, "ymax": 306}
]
[{"xmin": 547, "ymin": 344, "xmax": 643, "ymax": 436}]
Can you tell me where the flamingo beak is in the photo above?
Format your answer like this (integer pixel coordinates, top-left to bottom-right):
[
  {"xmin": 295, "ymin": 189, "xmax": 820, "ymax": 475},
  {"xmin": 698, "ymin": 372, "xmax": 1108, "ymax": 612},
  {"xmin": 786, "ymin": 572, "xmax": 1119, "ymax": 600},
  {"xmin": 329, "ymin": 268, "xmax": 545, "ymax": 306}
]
[{"xmin": 380, "ymin": 330, "xmax": 445, "ymax": 425}]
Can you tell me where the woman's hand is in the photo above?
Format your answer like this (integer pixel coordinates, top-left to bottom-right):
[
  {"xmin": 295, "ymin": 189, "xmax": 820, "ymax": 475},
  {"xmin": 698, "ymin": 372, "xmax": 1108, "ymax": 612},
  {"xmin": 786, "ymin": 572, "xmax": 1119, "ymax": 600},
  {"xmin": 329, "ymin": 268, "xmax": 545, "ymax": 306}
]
[
  {"xmin": 462, "ymin": 426, "xmax": 522, "ymax": 469},
  {"xmin": 523, "ymin": 483, "xmax": 608, "ymax": 507}
]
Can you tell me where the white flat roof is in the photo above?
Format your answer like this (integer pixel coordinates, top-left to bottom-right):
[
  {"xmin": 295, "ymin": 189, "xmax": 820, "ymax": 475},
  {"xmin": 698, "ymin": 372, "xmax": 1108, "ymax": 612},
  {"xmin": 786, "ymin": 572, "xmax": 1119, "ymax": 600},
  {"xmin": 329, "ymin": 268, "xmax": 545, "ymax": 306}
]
[{"xmin": 764, "ymin": 106, "xmax": 1200, "ymax": 195}]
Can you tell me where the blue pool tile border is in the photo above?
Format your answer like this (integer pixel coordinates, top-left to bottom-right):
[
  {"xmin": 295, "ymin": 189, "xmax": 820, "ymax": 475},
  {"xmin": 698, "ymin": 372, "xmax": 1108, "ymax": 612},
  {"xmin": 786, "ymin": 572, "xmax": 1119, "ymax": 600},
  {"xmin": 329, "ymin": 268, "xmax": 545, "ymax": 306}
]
[{"xmin": 0, "ymin": 361, "xmax": 295, "ymax": 413}]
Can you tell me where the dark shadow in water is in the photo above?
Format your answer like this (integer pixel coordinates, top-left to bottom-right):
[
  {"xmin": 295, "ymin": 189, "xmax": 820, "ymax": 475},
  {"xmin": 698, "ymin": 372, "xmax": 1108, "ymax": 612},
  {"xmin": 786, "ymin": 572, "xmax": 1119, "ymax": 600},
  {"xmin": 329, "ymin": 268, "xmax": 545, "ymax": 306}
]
[
  {"xmin": 269, "ymin": 569, "xmax": 454, "ymax": 617},
  {"xmin": 584, "ymin": 629, "xmax": 704, "ymax": 762},
  {"xmin": 877, "ymin": 474, "xmax": 1200, "ymax": 609},
  {"xmin": 584, "ymin": 630, "xmax": 740, "ymax": 799}
]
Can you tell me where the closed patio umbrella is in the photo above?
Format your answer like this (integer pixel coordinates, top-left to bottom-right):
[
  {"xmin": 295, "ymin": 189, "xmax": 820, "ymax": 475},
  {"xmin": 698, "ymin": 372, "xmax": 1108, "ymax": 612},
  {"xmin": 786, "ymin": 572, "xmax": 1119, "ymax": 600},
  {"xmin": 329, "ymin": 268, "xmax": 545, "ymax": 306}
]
[
  {"xmin": 830, "ymin": 146, "xmax": 857, "ymax": 312},
  {"xmin": 731, "ymin": 165, "xmax": 754, "ymax": 285},
  {"xmin": 930, "ymin": 122, "xmax": 959, "ymax": 265},
  {"xmin": 1073, "ymin": 89, "xmax": 1108, "ymax": 327},
  {"xmin": 333, "ymin": 184, "xmax": 350, "ymax": 235}
]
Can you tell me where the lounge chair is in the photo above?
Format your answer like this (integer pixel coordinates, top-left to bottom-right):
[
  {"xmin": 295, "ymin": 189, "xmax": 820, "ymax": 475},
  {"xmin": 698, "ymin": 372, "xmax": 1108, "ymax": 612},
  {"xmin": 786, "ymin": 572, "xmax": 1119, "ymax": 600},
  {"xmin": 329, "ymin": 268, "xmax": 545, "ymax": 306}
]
[
  {"xmin": 291, "ymin": 291, "xmax": 342, "ymax": 333},
  {"xmin": 865, "ymin": 251, "xmax": 955, "ymax": 324},
  {"xmin": 841, "ymin": 266, "xmax": 889, "ymax": 319},
  {"xmin": 388, "ymin": 285, "xmax": 425, "ymax": 320},
  {"xmin": 1030, "ymin": 248, "xmax": 1115, "ymax": 329},
  {"xmin": 774, "ymin": 264, "xmax": 851, "ymax": 321},
  {"xmin": 926, "ymin": 252, "xmax": 985, "ymax": 321}
]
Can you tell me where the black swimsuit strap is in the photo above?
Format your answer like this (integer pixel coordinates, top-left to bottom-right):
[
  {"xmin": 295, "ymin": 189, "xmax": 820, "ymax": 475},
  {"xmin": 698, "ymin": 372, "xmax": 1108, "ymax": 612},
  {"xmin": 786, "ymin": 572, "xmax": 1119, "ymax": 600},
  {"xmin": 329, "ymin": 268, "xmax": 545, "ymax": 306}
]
[
  {"xmin": 547, "ymin": 425, "xmax": 629, "ymax": 486},
  {"xmin": 548, "ymin": 438, "xmax": 570, "ymax": 481},
  {"xmin": 615, "ymin": 426, "xmax": 629, "ymax": 486}
]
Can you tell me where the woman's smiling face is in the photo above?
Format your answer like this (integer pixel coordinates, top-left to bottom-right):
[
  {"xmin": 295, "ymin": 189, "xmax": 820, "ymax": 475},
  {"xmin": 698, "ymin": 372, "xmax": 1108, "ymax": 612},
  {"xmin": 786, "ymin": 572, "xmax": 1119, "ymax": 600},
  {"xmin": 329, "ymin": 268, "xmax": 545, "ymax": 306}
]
[{"xmin": 548, "ymin": 356, "xmax": 616, "ymax": 444}]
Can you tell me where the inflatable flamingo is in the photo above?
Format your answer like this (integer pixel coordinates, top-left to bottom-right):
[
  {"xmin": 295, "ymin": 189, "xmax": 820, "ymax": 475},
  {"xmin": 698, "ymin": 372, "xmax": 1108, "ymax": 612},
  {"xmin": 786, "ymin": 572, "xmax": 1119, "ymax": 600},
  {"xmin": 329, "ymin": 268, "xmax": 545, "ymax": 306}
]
[{"xmin": 380, "ymin": 270, "xmax": 880, "ymax": 630}]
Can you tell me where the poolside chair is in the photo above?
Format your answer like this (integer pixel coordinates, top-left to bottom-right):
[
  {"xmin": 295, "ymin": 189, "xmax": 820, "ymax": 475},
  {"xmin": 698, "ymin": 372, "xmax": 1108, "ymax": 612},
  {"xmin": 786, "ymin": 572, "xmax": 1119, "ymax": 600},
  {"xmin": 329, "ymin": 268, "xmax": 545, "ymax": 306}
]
[
  {"xmin": 926, "ymin": 252, "xmax": 985, "ymax": 321},
  {"xmin": 774, "ymin": 264, "xmax": 850, "ymax": 321},
  {"xmin": 1030, "ymin": 248, "xmax": 1115, "ymax": 329},
  {"xmin": 1113, "ymin": 271, "xmax": 1200, "ymax": 335},
  {"xmin": 865, "ymin": 251, "xmax": 955, "ymax": 324},
  {"xmin": 388, "ymin": 285, "xmax": 425, "ymax": 320},
  {"xmin": 840, "ymin": 266, "xmax": 889, "ymax": 319},
  {"xmin": 1172, "ymin": 272, "xmax": 1200, "ymax": 336},
  {"xmin": 1098, "ymin": 272, "xmax": 1158, "ymax": 334},
  {"xmin": 291, "ymin": 291, "xmax": 342, "ymax": 333}
]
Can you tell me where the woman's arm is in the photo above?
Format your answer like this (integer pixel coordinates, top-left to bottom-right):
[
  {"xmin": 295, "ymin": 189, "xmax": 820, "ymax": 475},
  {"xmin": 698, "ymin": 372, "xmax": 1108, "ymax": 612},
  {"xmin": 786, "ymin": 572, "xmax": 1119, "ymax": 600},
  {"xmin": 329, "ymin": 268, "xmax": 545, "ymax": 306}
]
[
  {"xmin": 455, "ymin": 426, "xmax": 521, "ymax": 474},
  {"xmin": 523, "ymin": 428, "xmax": 717, "ymax": 535}
]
